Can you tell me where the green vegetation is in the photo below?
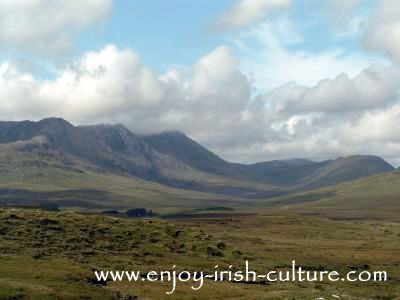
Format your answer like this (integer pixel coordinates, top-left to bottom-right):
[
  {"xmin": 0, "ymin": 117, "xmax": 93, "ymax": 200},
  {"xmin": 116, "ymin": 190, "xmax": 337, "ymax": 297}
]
[
  {"xmin": 0, "ymin": 208, "xmax": 239, "ymax": 299},
  {"xmin": 175, "ymin": 212, "xmax": 400, "ymax": 299},
  {"xmin": 0, "ymin": 118, "xmax": 394, "ymax": 212},
  {"xmin": 0, "ymin": 119, "xmax": 399, "ymax": 298},
  {"xmin": 0, "ymin": 208, "xmax": 399, "ymax": 299},
  {"xmin": 253, "ymin": 170, "xmax": 400, "ymax": 221},
  {"xmin": 0, "ymin": 144, "xmax": 246, "ymax": 211}
]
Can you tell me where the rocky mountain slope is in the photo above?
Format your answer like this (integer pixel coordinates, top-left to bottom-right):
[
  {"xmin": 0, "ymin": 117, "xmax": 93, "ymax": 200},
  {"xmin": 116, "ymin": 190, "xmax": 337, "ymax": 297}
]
[{"xmin": 0, "ymin": 118, "xmax": 394, "ymax": 208}]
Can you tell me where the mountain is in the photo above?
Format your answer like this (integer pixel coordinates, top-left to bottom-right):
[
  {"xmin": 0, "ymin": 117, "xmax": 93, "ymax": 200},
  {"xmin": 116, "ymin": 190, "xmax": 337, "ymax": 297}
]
[
  {"xmin": 142, "ymin": 131, "xmax": 251, "ymax": 180},
  {"xmin": 143, "ymin": 131, "xmax": 394, "ymax": 190},
  {"xmin": 0, "ymin": 118, "xmax": 220, "ymax": 187},
  {"xmin": 0, "ymin": 118, "xmax": 395, "ymax": 209},
  {"xmin": 0, "ymin": 118, "xmax": 276, "ymax": 207},
  {"xmin": 0, "ymin": 136, "xmax": 240, "ymax": 210},
  {"xmin": 245, "ymin": 156, "xmax": 394, "ymax": 189},
  {"xmin": 253, "ymin": 169, "xmax": 400, "ymax": 221},
  {"xmin": 295, "ymin": 155, "xmax": 394, "ymax": 190}
]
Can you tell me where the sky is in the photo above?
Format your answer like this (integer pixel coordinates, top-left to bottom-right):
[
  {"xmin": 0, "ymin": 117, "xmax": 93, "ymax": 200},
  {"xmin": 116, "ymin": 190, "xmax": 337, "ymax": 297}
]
[{"xmin": 1, "ymin": 0, "xmax": 400, "ymax": 165}]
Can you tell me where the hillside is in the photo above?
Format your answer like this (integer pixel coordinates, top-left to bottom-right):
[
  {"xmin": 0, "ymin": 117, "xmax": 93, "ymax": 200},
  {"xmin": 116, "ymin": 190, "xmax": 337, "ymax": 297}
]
[
  {"xmin": 0, "ymin": 118, "xmax": 280, "ymax": 198},
  {"xmin": 0, "ymin": 118, "xmax": 395, "ymax": 210},
  {"xmin": 143, "ymin": 131, "xmax": 248, "ymax": 180},
  {"xmin": 253, "ymin": 170, "xmax": 400, "ymax": 220},
  {"xmin": 143, "ymin": 132, "xmax": 394, "ymax": 190},
  {"xmin": 245, "ymin": 156, "xmax": 394, "ymax": 189},
  {"xmin": 0, "ymin": 142, "xmax": 249, "ymax": 211},
  {"xmin": 0, "ymin": 118, "xmax": 216, "ymax": 187}
]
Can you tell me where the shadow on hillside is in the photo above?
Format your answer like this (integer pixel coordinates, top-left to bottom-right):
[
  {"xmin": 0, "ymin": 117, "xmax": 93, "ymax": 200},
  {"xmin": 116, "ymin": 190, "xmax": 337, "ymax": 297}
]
[{"xmin": 0, "ymin": 188, "xmax": 112, "ymax": 209}]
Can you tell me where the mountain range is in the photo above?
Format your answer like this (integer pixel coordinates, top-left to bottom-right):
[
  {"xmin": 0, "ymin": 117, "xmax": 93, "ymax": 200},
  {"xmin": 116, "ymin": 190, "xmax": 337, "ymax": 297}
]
[{"xmin": 0, "ymin": 117, "xmax": 395, "ymax": 210}]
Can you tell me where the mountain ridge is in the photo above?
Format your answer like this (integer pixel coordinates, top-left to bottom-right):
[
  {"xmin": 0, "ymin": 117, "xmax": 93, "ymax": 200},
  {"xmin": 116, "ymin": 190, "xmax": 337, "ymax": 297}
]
[{"xmin": 0, "ymin": 117, "xmax": 395, "ymax": 208}]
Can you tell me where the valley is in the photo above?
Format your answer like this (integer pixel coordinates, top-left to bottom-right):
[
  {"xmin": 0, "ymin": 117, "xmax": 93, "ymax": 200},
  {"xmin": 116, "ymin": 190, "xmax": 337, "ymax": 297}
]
[
  {"xmin": 0, "ymin": 118, "xmax": 399, "ymax": 299},
  {"xmin": 0, "ymin": 118, "xmax": 395, "ymax": 213}
]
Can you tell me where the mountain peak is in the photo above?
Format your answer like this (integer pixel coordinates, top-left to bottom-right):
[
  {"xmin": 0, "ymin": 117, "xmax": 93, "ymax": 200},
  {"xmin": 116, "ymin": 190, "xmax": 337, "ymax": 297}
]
[
  {"xmin": 38, "ymin": 117, "xmax": 72, "ymax": 127},
  {"xmin": 0, "ymin": 118, "xmax": 395, "ymax": 197},
  {"xmin": 146, "ymin": 130, "xmax": 187, "ymax": 138}
]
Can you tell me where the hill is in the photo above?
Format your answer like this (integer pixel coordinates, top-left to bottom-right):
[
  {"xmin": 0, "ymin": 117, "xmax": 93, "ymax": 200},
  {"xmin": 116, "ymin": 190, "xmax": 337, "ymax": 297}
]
[
  {"xmin": 0, "ymin": 118, "xmax": 212, "ymax": 186},
  {"xmin": 244, "ymin": 156, "xmax": 394, "ymax": 189},
  {"xmin": 253, "ymin": 170, "xmax": 400, "ymax": 220},
  {"xmin": 0, "ymin": 141, "xmax": 248, "ymax": 210},
  {"xmin": 0, "ymin": 118, "xmax": 394, "ymax": 209},
  {"xmin": 0, "ymin": 118, "xmax": 279, "ymax": 198},
  {"xmin": 141, "ymin": 127, "xmax": 394, "ymax": 191},
  {"xmin": 142, "ymin": 131, "xmax": 248, "ymax": 180}
]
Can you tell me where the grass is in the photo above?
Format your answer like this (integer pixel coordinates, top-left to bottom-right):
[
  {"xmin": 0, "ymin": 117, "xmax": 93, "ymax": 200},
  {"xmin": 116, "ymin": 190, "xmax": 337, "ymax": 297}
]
[
  {"xmin": 0, "ymin": 208, "xmax": 242, "ymax": 299},
  {"xmin": 0, "ymin": 208, "xmax": 399, "ymax": 299},
  {"xmin": 174, "ymin": 212, "xmax": 400, "ymax": 299},
  {"xmin": 251, "ymin": 170, "xmax": 400, "ymax": 221}
]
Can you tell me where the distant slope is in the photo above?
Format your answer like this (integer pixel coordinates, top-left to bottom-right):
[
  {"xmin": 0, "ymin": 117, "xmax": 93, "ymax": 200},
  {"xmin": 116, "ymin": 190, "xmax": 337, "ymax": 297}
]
[
  {"xmin": 142, "ymin": 131, "xmax": 394, "ymax": 190},
  {"xmin": 244, "ymin": 159, "xmax": 328, "ymax": 185},
  {"xmin": 297, "ymin": 155, "xmax": 394, "ymax": 190},
  {"xmin": 253, "ymin": 170, "xmax": 400, "ymax": 220},
  {"xmin": 0, "ymin": 118, "xmax": 395, "ymax": 209},
  {"xmin": 0, "ymin": 142, "xmax": 243, "ymax": 210},
  {"xmin": 0, "ymin": 118, "xmax": 209, "ymax": 185},
  {"xmin": 142, "ymin": 131, "xmax": 252, "ymax": 180},
  {"xmin": 0, "ymin": 118, "xmax": 274, "ymax": 197},
  {"xmin": 244, "ymin": 156, "xmax": 394, "ymax": 189}
]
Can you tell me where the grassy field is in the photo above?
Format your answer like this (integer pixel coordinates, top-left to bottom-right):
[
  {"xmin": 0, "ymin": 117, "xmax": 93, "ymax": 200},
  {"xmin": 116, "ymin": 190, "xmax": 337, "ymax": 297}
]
[
  {"xmin": 0, "ymin": 208, "xmax": 398, "ymax": 299},
  {"xmin": 0, "ymin": 208, "xmax": 242, "ymax": 299},
  {"xmin": 174, "ymin": 213, "xmax": 400, "ymax": 299}
]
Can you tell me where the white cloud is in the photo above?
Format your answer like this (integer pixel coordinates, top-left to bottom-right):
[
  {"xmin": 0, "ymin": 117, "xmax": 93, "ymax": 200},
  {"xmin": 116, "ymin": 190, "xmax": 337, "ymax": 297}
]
[
  {"xmin": 363, "ymin": 0, "xmax": 400, "ymax": 62},
  {"xmin": 266, "ymin": 64, "xmax": 400, "ymax": 114},
  {"xmin": 1, "ymin": 44, "xmax": 400, "ymax": 166},
  {"xmin": 234, "ymin": 21, "xmax": 376, "ymax": 90},
  {"xmin": 214, "ymin": 0, "xmax": 290, "ymax": 30},
  {"xmin": 0, "ymin": 0, "xmax": 112, "ymax": 57},
  {"xmin": 0, "ymin": 45, "xmax": 253, "ymax": 143},
  {"xmin": 2, "ymin": 0, "xmax": 400, "ymax": 167}
]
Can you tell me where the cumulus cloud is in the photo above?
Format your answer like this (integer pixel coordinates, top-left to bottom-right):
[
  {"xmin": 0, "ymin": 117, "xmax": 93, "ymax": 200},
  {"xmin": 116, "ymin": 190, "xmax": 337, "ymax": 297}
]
[
  {"xmin": 214, "ymin": 0, "xmax": 290, "ymax": 30},
  {"xmin": 0, "ymin": 0, "xmax": 112, "ymax": 56},
  {"xmin": 2, "ymin": 44, "xmax": 400, "ymax": 166},
  {"xmin": 363, "ymin": 0, "xmax": 400, "ymax": 62},
  {"xmin": 2, "ymin": 0, "xmax": 400, "ymax": 167},
  {"xmin": 266, "ymin": 65, "xmax": 400, "ymax": 114},
  {"xmin": 233, "ymin": 20, "xmax": 375, "ymax": 89},
  {"xmin": 0, "ymin": 45, "xmax": 254, "ymax": 145}
]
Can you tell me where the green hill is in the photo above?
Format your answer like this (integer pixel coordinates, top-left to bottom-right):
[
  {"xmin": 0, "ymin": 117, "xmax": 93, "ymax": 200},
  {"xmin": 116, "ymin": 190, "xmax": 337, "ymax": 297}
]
[
  {"xmin": 0, "ymin": 118, "xmax": 395, "ymax": 211},
  {"xmin": 253, "ymin": 170, "xmax": 400, "ymax": 220},
  {"xmin": 0, "ymin": 143, "xmax": 246, "ymax": 211},
  {"xmin": 245, "ymin": 155, "xmax": 394, "ymax": 189}
]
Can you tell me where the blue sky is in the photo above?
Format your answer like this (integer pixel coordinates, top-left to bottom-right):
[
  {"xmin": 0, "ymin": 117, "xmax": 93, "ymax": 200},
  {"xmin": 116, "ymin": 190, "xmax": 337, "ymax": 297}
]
[
  {"xmin": 71, "ymin": 0, "xmax": 383, "ymax": 82},
  {"xmin": 1, "ymin": 0, "xmax": 400, "ymax": 165},
  {"xmin": 76, "ymin": 1, "xmax": 229, "ymax": 71},
  {"xmin": 4, "ymin": 0, "xmax": 383, "ymax": 86}
]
